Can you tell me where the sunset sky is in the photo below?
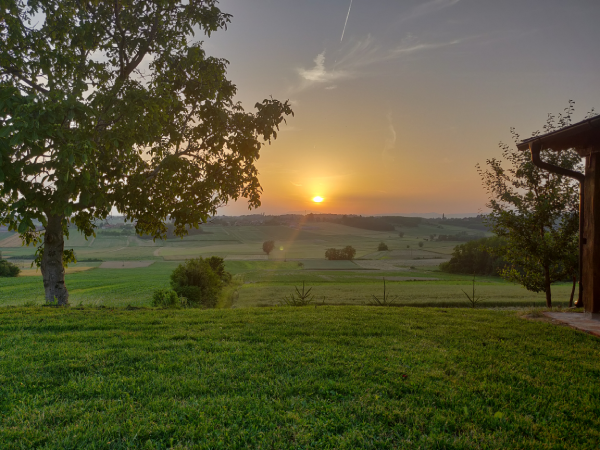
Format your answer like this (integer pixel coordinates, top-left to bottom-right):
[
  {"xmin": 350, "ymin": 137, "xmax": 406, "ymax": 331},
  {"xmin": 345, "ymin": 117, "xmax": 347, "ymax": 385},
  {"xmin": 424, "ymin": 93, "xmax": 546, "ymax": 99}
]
[{"xmin": 203, "ymin": 0, "xmax": 600, "ymax": 216}]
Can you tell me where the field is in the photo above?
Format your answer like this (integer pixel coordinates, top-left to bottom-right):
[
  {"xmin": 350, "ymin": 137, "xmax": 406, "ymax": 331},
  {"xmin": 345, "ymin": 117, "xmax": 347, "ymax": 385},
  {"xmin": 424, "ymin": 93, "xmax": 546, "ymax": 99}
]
[
  {"xmin": 0, "ymin": 222, "xmax": 575, "ymax": 308},
  {"xmin": 0, "ymin": 306, "xmax": 598, "ymax": 449}
]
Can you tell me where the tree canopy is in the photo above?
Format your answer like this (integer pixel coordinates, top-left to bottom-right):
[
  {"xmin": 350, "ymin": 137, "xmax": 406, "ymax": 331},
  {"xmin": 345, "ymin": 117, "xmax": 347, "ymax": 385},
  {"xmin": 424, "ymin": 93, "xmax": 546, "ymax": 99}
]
[
  {"xmin": 0, "ymin": 1, "xmax": 293, "ymax": 304},
  {"xmin": 477, "ymin": 106, "xmax": 581, "ymax": 307}
]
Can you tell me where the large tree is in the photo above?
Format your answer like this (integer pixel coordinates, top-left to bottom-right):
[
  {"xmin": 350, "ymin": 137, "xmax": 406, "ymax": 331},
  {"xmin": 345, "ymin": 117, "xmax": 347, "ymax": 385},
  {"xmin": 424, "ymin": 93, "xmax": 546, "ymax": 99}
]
[
  {"xmin": 0, "ymin": 1, "xmax": 293, "ymax": 304},
  {"xmin": 477, "ymin": 106, "xmax": 581, "ymax": 307}
]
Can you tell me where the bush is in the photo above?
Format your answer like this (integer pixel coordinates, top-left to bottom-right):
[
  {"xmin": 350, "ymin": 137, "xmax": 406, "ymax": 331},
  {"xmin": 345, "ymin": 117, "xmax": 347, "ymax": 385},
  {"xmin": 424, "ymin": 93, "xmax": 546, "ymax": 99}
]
[
  {"xmin": 378, "ymin": 242, "xmax": 389, "ymax": 251},
  {"xmin": 205, "ymin": 256, "xmax": 232, "ymax": 283},
  {"xmin": 325, "ymin": 246, "xmax": 356, "ymax": 260},
  {"xmin": 152, "ymin": 289, "xmax": 180, "ymax": 308},
  {"xmin": 0, "ymin": 259, "xmax": 20, "ymax": 277},
  {"xmin": 418, "ymin": 241, "xmax": 424, "ymax": 248},
  {"xmin": 170, "ymin": 257, "xmax": 228, "ymax": 308}
]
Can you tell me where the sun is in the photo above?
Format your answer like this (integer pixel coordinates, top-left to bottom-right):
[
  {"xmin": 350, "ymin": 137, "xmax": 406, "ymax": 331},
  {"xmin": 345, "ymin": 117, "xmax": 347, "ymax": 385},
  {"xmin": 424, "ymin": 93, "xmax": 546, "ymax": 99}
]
[{"xmin": 312, "ymin": 196, "xmax": 324, "ymax": 203}]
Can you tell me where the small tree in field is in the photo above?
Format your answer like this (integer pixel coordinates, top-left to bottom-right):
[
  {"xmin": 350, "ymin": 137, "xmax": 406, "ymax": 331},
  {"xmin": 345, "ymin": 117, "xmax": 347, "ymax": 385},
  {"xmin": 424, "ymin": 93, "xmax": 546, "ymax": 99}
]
[
  {"xmin": 262, "ymin": 240, "xmax": 275, "ymax": 256},
  {"xmin": 398, "ymin": 232, "xmax": 405, "ymax": 238},
  {"xmin": 378, "ymin": 242, "xmax": 389, "ymax": 251},
  {"xmin": 0, "ymin": 1, "xmax": 293, "ymax": 304},
  {"xmin": 477, "ymin": 104, "xmax": 582, "ymax": 307},
  {"xmin": 418, "ymin": 241, "xmax": 424, "ymax": 248}
]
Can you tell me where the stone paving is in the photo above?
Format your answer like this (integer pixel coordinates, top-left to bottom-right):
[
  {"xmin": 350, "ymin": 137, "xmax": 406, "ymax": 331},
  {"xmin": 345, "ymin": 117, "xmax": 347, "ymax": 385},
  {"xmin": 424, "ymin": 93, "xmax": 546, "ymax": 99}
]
[{"xmin": 544, "ymin": 312, "xmax": 600, "ymax": 337}]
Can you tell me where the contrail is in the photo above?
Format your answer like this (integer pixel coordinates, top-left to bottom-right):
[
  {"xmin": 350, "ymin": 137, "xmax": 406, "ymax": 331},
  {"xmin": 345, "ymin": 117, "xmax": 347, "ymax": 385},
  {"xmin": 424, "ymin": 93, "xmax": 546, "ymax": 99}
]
[{"xmin": 340, "ymin": 0, "xmax": 353, "ymax": 42}]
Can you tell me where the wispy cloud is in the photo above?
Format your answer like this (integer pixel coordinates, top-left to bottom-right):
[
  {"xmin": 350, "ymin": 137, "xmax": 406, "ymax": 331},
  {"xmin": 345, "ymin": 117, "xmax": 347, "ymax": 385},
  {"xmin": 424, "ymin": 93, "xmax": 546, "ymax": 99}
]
[
  {"xmin": 294, "ymin": 34, "xmax": 464, "ymax": 92},
  {"xmin": 400, "ymin": 0, "xmax": 462, "ymax": 22},
  {"xmin": 391, "ymin": 38, "xmax": 463, "ymax": 56},
  {"xmin": 297, "ymin": 52, "xmax": 350, "ymax": 87}
]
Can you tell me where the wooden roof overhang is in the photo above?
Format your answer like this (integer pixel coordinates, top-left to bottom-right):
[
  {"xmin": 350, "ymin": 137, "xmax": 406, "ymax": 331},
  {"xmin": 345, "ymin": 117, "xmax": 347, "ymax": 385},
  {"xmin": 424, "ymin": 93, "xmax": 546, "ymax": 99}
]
[{"xmin": 516, "ymin": 115, "xmax": 600, "ymax": 156}]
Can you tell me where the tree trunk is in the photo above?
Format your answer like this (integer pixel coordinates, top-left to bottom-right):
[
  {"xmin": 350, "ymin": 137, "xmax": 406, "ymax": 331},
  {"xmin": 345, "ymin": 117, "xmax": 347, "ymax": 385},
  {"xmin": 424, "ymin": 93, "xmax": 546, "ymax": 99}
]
[
  {"xmin": 569, "ymin": 275, "xmax": 576, "ymax": 308},
  {"xmin": 41, "ymin": 214, "xmax": 69, "ymax": 305},
  {"xmin": 544, "ymin": 265, "xmax": 552, "ymax": 308}
]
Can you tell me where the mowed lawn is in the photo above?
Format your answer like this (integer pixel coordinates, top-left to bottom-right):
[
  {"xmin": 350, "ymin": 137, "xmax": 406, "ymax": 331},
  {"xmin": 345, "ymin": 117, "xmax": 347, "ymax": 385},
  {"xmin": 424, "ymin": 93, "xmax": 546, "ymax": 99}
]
[{"xmin": 0, "ymin": 307, "xmax": 598, "ymax": 449}]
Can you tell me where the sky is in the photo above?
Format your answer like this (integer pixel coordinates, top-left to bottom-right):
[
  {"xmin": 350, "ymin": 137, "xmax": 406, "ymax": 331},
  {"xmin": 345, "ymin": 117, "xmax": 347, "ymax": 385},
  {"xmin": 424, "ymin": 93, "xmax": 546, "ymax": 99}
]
[{"xmin": 199, "ymin": 0, "xmax": 600, "ymax": 216}]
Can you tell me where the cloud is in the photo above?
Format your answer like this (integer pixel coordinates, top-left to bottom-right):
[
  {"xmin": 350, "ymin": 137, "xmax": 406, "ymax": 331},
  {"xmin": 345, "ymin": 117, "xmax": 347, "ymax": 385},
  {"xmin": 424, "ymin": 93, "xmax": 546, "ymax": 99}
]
[
  {"xmin": 293, "ymin": 34, "xmax": 464, "ymax": 92},
  {"xmin": 382, "ymin": 112, "xmax": 397, "ymax": 161},
  {"xmin": 297, "ymin": 52, "xmax": 349, "ymax": 85},
  {"xmin": 391, "ymin": 38, "xmax": 463, "ymax": 56},
  {"xmin": 401, "ymin": 0, "xmax": 462, "ymax": 22}
]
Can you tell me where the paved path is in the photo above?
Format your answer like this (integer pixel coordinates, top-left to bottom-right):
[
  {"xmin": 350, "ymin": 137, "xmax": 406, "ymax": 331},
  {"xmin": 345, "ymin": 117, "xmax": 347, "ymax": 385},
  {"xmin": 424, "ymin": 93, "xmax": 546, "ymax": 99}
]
[{"xmin": 544, "ymin": 312, "xmax": 600, "ymax": 337}]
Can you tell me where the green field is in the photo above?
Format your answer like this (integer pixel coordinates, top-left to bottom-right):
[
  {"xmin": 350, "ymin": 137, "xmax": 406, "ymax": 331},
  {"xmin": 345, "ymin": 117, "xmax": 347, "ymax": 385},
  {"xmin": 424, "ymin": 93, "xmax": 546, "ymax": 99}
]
[
  {"xmin": 0, "ymin": 222, "xmax": 574, "ymax": 308},
  {"xmin": 0, "ymin": 307, "xmax": 598, "ymax": 449}
]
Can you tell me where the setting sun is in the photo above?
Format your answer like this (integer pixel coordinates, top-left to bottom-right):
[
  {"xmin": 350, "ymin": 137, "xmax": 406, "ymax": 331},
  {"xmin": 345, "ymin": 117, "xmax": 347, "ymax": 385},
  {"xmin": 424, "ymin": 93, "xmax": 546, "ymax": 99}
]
[{"xmin": 312, "ymin": 196, "xmax": 324, "ymax": 203}]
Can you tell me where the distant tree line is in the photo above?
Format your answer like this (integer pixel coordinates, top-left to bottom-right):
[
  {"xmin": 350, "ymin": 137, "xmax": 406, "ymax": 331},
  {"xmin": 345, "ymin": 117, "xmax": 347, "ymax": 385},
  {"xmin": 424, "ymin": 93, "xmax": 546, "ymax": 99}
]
[
  {"xmin": 325, "ymin": 246, "xmax": 356, "ymax": 260},
  {"xmin": 138, "ymin": 223, "xmax": 210, "ymax": 240},
  {"xmin": 439, "ymin": 237, "xmax": 507, "ymax": 276},
  {"xmin": 427, "ymin": 216, "xmax": 490, "ymax": 232}
]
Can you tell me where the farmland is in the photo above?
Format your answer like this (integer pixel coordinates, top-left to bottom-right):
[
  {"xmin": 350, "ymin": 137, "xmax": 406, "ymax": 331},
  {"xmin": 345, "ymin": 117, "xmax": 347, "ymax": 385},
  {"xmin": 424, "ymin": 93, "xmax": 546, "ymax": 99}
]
[{"xmin": 0, "ymin": 221, "xmax": 574, "ymax": 308}]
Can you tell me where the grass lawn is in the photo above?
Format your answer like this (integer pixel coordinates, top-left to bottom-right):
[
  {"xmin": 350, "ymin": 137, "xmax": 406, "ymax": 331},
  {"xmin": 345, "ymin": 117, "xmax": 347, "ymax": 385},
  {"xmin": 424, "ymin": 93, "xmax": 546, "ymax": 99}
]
[
  {"xmin": 0, "ymin": 261, "xmax": 574, "ymax": 309},
  {"xmin": 0, "ymin": 306, "xmax": 598, "ymax": 449}
]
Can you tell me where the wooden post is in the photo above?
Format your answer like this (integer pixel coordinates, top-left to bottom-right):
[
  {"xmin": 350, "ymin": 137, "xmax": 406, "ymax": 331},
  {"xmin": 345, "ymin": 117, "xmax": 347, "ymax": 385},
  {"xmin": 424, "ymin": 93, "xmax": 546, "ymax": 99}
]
[{"xmin": 583, "ymin": 151, "xmax": 600, "ymax": 319}]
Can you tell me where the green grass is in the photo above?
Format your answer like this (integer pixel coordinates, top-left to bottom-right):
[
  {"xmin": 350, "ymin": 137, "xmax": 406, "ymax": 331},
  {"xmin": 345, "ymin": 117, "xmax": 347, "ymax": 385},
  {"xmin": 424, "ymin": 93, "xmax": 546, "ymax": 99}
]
[
  {"xmin": 0, "ymin": 261, "xmax": 574, "ymax": 309},
  {"xmin": 0, "ymin": 307, "xmax": 598, "ymax": 449},
  {"xmin": 0, "ymin": 262, "xmax": 178, "ymax": 307}
]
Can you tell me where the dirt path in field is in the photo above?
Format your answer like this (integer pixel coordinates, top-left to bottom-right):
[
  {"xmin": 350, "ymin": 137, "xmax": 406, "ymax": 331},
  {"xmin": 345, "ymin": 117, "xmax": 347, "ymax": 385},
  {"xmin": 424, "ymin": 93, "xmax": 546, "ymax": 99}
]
[
  {"xmin": 153, "ymin": 247, "xmax": 162, "ymax": 256},
  {"xmin": 88, "ymin": 236, "xmax": 95, "ymax": 247},
  {"xmin": 364, "ymin": 276, "xmax": 441, "ymax": 281},
  {"xmin": 353, "ymin": 260, "xmax": 412, "ymax": 271},
  {"xmin": 99, "ymin": 261, "xmax": 155, "ymax": 269}
]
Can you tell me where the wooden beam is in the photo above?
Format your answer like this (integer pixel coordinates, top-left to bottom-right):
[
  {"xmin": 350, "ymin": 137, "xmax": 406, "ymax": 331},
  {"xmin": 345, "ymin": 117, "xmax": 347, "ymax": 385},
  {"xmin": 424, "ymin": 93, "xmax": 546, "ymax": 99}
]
[{"xmin": 583, "ymin": 152, "xmax": 600, "ymax": 319}]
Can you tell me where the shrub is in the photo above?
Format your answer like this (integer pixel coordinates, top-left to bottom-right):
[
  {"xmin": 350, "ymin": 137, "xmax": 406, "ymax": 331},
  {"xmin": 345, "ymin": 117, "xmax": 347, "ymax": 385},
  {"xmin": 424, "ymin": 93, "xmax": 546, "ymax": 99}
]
[
  {"xmin": 325, "ymin": 246, "xmax": 356, "ymax": 260},
  {"xmin": 378, "ymin": 242, "xmax": 389, "ymax": 251},
  {"xmin": 0, "ymin": 259, "xmax": 20, "ymax": 277},
  {"xmin": 280, "ymin": 282, "xmax": 314, "ymax": 306},
  {"xmin": 418, "ymin": 241, "xmax": 424, "ymax": 248},
  {"xmin": 170, "ymin": 258, "xmax": 224, "ymax": 308},
  {"xmin": 152, "ymin": 289, "xmax": 180, "ymax": 308}
]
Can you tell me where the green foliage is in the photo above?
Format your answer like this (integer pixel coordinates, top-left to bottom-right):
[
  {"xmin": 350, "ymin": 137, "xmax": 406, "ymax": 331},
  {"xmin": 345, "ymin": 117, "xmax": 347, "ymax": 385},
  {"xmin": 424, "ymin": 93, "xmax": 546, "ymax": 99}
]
[
  {"xmin": 205, "ymin": 255, "xmax": 232, "ymax": 283},
  {"xmin": 377, "ymin": 242, "xmax": 389, "ymax": 251},
  {"xmin": 325, "ymin": 246, "xmax": 356, "ymax": 260},
  {"xmin": 280, "ymin": 281, "xmax": 314, "ymax": 306},
  {"xmin": 368, "ymin": 278, "xmax": 397, "ymax": 306},
  {"xmin": 418, "ymin": 241, "xmax": 424, "ymax": 248},
  {"xmin": 440, "ymin": 237, "xmax": 507, "ymax": 276},
  {"xmin": 0, "ymin": 1, "xmax": 293, "ymax": 298},
  {"xmin": 398, "ymin": 231, "xmax": 405, "ymax": 238},
  {"xmin": 262, "ymin": 240, "xmax": 275, "ymax": 255},
  {"xmin": 478, "ymin": 105, "xmax": 581, "ymax": 306},
  {"xmin": 151, "ymin": 289, "xmax": 180, "ymax": 308},
  {"xmin": 170, "ymin": 258, "xmax": 223, "ymax": 308},
  {"xmin": 0, "ymin": 259, "xmax": 20, "ymax": 277}
]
